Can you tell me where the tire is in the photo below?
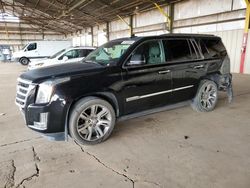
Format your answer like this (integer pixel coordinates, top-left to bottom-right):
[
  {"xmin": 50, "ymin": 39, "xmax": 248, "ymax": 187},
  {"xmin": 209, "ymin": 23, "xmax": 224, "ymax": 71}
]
[
  {"xmin": 19, "ymin": 57, "xmax": 30, "ymax": 65},
  {"xmin": 69, "ymin": 97, "xmax": 116, "ymax": 145},
  {"xmin": 191, "ymin": 80, "xmax": 218, "ymax": 112}
]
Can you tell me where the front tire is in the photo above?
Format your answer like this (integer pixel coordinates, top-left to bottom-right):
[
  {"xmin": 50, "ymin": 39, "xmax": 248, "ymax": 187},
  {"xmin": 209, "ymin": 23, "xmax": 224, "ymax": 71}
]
[
  {"xmin": 69, "ymin": 97, "xmax": 116, "ymax": 145},
  {"xmin": 19, "ymin": 57, "xmax": 30, "ymax": 65},
  {"xmin": 191, "ymin": 80, "xmax": 218, "ymax": 112}
]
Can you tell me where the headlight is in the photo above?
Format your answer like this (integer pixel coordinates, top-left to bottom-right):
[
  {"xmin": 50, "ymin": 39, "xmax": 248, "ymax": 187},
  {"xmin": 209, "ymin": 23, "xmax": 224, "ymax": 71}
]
[{"xmin": 35, "ymin": 77, "xmax": 70, "ymax": 104}]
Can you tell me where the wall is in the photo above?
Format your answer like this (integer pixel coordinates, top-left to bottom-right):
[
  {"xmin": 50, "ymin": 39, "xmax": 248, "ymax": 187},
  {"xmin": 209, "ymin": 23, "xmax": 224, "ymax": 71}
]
[
  {"xmin": 70, "ymin": 0, "xmax": 249, "ymax": 73},
  {"xmin": 172, "ymin": 0, "xmax": 247, "ymax": 73}
]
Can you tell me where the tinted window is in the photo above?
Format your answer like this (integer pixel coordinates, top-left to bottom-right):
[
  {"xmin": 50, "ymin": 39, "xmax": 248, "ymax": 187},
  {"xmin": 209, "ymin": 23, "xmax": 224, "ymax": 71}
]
[
  {"xmin": 201, "ymin": 39, "xmax": 226, "ymax": 58},
  {"xmin": 163, "ymin": 39, "xmax": 192, "ymax": 62},
  {"xmin": 27, "ymin": 43, "xmax": 37, "ymax": 51},
  {"xmin": 189, "ymin": 40, "xmax": 200, "ymax": 59},
  {"xmin": 79, "ymin": 49, "xmax": 94, "ymax": 57},
  {"xmin": 196, "ymin": 39, "xmax": 210, "ymax": 58},
  {"xmin": 59, "ymin": 49, "xmax": 79, "ymax": 60},
  {"xmin": 131, "ymin": 40, "xmax": 163, "ymax": 65}
]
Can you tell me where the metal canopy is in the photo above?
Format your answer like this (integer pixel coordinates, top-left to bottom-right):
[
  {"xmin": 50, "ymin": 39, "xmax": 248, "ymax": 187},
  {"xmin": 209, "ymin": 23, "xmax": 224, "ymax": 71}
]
[{"xmin": 0, "ymin": 0, "xmax": 178, "ymax": 35}]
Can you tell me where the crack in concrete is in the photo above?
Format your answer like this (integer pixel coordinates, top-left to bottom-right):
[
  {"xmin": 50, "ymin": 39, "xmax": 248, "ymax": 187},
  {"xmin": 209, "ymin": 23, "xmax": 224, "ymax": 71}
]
[
  {"xmin": 11, "ymin": 160, "xmax": 16, "ymax": 188},
  {"xmin": 15, "ymin": 147, "xmax": 40, "ymax": 188},
  {"xmin": 134, "ymin": 180, "xmax": 161, "ymax": 188},
  {"xmin": 32, "ymin": 146, "xmax": 40, "ymax": 162},
  {"xmin": 3, "ymin": 160, "xmax": 16, "ymax": 188},
  {"xmin": 0, "ymin": 137, "xmax": 42, "ymax": 148},
  {"xmin": 74, "ymin": 141, "xmax": 135, "ymax": 188}
]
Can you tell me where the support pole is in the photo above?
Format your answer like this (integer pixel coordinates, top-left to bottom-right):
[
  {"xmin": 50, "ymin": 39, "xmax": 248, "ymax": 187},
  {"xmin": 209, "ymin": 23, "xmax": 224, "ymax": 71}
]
[
  {"xmin": 154, "ymin": 3, "xmax": 171, "ymax": 32},
  {"xmin": 240, "ymin": 0, "xmax": 250, "ymax": 73},
  {"xmin": 169, "ymin": 3, "xmax": 174, "ymax": 33},
  {"xmin": 91, "ymin": 26, "xmax": 94, "ymax": 47},
  {"xmin": 117, "ymin": 15, "xmax": 133, "ymax": 37},
  {"xmin": 130, "ymin": 15, "xmax": 133, "ymax": 37},
  {"xmin": 106, "ymin": 22, "xmax": 110, "ymax": 41}
]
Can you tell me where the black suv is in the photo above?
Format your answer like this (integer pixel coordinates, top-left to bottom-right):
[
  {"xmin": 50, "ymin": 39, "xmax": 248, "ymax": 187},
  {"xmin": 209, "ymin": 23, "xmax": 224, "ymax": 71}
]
[{"xmin": 16, "ymin": 34, "xmax": 233, "ymax": 145}]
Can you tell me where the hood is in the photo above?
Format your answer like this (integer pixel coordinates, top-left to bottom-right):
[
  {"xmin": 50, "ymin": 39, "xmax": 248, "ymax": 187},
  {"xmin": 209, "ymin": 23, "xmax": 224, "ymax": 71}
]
[{"xmin": 21, "ymin": 62, "xmax": 104, "ymax": 83}]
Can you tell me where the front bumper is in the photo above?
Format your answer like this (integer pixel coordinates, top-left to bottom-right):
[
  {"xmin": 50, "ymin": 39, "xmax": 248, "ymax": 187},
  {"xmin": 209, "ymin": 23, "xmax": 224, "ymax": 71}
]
[
  {"xmin": 19, "ymin": 100, "xmax": 69, "ymax": 141},
  {"xmin": 41, "ymin": 132, "xmax": 66, "ymax": 141}
]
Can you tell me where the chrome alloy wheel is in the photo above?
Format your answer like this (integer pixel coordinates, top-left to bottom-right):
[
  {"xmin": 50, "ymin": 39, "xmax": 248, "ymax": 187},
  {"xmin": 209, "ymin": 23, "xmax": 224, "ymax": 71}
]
[
  {"xmin": 76, "ymin": 105, "xmax": 112, "ymax": 141},
  {"xmin": 200, "ymin": 83, "xmax": 217, "ymax": 110}
]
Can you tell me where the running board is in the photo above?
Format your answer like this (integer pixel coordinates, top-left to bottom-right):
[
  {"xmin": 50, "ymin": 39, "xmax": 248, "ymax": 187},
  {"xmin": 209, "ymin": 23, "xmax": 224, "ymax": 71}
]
[{"xmin": 117, "ymin": 100, "xmax": 191, "ymax": 122}]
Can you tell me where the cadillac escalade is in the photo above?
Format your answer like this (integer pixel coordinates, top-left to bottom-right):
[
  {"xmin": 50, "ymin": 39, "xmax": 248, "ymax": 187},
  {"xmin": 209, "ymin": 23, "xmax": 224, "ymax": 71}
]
[{"xmin": 15, "ymin": 34, "xmax": 233, "ymax": 145}]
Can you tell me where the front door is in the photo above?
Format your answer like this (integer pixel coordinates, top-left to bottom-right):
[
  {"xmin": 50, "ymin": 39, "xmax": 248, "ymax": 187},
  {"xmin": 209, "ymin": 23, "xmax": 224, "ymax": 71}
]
[{"xmin": 121, "ymin": 40, "xmax": 172, "ymax": 115}]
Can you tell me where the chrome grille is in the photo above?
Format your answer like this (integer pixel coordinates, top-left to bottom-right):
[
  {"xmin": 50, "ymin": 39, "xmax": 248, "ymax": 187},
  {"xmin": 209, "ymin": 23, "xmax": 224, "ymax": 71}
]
[{"xmin": 15, "ymin": 78, "xmax": 35, "ymax": 108}]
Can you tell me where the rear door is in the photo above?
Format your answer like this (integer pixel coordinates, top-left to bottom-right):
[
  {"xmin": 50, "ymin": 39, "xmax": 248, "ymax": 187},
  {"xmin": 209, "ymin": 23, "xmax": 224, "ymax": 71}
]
[{"xmin": 162, "ymin": 38, "xmax": 207, "ymax": 103}]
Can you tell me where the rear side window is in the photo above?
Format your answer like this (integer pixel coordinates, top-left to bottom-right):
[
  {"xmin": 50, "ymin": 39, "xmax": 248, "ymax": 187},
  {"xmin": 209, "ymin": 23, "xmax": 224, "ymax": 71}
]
[
  {"xmin": 163, "ymin": 39, "xmax": 194, "ymax": 62},
  {"xmin": 80, "ymin": 49, "xmax": 94, "ymax": 57},
  {"xmin": 198, "ymin": 38, "xmax": 226, "ymax": 58},
  {"xmin": 196, "ymin": 39, "xmax": 210, "ymax": 58}
]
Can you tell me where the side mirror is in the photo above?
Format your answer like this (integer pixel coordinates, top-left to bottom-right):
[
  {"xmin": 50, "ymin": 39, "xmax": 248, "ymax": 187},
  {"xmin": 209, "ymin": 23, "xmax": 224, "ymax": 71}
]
[
  {"xmin": 128, "ymin": 54, "xmax": 146, "ymax": 66},
  {"xmin": 63, "ymin": 56, "xmax": 68, "ymax": 61}
]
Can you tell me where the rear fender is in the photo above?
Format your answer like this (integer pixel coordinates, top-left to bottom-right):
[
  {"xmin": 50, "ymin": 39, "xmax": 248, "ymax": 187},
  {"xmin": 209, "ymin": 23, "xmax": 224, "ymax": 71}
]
[{"xmin": 203, "ymin": 73, "xmax": 233, "ymax": 103}]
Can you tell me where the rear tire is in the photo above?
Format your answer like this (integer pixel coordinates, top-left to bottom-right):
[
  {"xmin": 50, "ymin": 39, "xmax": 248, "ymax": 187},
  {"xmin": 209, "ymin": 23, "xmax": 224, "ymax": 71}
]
[
  {"xmin": 19, "ymin": 57, "xmax": 30, "ymax": 65},
  {"xmin": 191, "ymin": 80, "xmax": 218, "ymax": 112},
  {"xmin": 69, "ymin": 97, "xmax": 116, "ymax": 145}
]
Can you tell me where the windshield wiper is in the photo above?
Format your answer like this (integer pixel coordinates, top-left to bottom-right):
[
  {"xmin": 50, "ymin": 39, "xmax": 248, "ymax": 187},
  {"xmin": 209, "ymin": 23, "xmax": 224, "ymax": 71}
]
[{"xmin": 84, "ymin": 60, "xmax": 102, "ymax": 65}]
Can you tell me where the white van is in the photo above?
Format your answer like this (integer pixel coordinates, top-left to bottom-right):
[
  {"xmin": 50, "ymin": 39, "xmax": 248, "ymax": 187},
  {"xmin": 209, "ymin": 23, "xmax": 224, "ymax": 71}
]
[
  {"xmin": 13, "ymin": 40, "xmax": 72, "ymax": 65},
  {"xmin": 28, "ymin": 46, "xmax": 95, "ymax": 70}
]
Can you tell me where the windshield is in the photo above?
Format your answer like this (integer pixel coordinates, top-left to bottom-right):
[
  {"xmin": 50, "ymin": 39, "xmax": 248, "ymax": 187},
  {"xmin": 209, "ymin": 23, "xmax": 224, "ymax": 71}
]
[
  {"xmin": 49, "ymin": 49, "xmax": 67, "ymax": 59},
  {"xmin": 21, "ymin": 44, "xmax": 28, "ymax": 50},
  {"xmin": 84, "ymin": 40, "xmax": 134, "ymax": 65}
]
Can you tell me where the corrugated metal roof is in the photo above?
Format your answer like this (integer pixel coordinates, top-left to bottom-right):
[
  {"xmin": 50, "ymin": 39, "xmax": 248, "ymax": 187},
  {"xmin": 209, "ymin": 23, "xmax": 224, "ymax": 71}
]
[{"xmin": 0, "ymin": 0, "xmax": 180, "ymax": 34}]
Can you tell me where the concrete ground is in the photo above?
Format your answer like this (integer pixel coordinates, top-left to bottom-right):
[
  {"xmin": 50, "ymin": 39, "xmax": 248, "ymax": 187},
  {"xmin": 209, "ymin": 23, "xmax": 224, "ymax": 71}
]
[{"xmin": 0, "ymin": 63, "xmax": 250, "ymax": 188}]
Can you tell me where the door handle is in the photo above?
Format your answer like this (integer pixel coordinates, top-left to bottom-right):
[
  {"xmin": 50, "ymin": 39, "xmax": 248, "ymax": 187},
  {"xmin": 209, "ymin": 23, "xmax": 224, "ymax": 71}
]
[
  {"xmin": 193, "ymin": 65, "xmax": 204, "ymax": 69},
  {"xmin": 158, "ymin": 70, "xmax": 171, "ymax": 74}
]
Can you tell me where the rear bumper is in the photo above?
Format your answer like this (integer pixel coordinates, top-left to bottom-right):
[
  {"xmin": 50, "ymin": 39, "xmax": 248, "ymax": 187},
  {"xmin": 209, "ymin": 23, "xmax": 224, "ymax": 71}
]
[
  {"xmin": 218, "ymin": 73, "xmax": 232, "ymax": 91},
  {"xmin": 218, "ymin": 73, "xmax": 233, "ymax": 103}
]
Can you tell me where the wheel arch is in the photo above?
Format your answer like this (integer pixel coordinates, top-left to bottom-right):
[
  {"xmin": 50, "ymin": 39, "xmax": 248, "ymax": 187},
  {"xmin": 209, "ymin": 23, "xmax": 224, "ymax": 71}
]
[
  {"xmin": 64, "ymin": 92, "xmax": 120, "ymax": 139},
  {"xmin": 19, "ymin": 56, "xmax": 29, "ymax": 61},
  {"xmin": 200, "ymin": 72, "xmax": 221, "ymax": 87}
]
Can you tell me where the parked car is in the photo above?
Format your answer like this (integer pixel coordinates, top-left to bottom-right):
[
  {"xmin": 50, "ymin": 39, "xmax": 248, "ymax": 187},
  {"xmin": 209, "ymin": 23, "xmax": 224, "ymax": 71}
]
[
  {"xmin": 13, "ymin": 40, "xmax": 72, "ymax": 65},
  {"xmin": 15, "ymin": 34, "xmax": 233, "ymax": 145},
  {"xmin": 28, "ymin": 46, "xmax": 96, "ymax": 70}
]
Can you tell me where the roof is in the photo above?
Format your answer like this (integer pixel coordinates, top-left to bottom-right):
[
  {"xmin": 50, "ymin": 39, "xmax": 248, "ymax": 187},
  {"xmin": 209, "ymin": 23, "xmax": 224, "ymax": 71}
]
[
  {"xmin": 0, "ymin": 0, "xmax": 180, "ymax": 35},
  {"xmin": 72, "ymin": 46, "xmax": 96, "ymax": 49},
  {"xmin": 111, "ymin": 33, "xmax": 219, "ymax": 42}
]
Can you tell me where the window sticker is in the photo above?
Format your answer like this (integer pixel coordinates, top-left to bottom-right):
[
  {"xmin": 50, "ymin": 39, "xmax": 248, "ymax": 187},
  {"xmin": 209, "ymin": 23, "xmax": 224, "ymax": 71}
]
[{"xmin": 121, "ymin": 41, "xmax": 135, "ymax": 45}]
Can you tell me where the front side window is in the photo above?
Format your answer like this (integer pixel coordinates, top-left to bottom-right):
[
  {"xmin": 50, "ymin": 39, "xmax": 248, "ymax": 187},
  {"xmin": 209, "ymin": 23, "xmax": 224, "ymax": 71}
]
[
  {"xmin": 128, "ymin": 40, "xmax": 163, "ymax": 66},
  {"xmin": 62, "ymin": 49, "xmax": 80, "ymax": 59},
  {"xmin": 27, "ymin": 43, "xmax": 37, "ymax": 51},
  {"xmin": 163, "ymin": 39, "xmax": 193, "ymax": 62},
  {"xmin": 84, "ymin": 40, "xmax": 133, "ymax": 65}
]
